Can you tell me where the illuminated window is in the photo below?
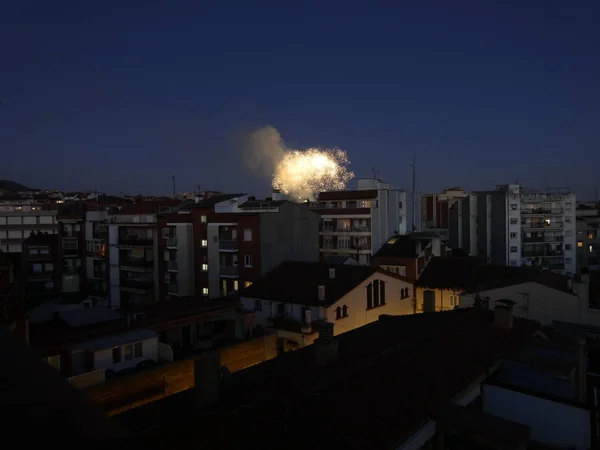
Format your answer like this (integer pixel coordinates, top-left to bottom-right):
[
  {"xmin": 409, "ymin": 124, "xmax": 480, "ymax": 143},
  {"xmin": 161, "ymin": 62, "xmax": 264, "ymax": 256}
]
[
  {"xmin": 590, "ymin": 246, "xmax": 594, "ymax": 253},
  {"xmin": 578, "ymin": 241, "xmax": 583, "ymax": 248},
  {"xmin": 201, "ymin": 215, "xmax": 207, "ymax": 223},
  {"xmin": 202, "ymin": 287, "xmax": 209, "ymax": 296},
  {"xmin": 201, "ymin": 239, "xmax": 207, "ymax": 247},
  {"xmin": 202, "ymin": 264, "xmax": 208, "ymax": 271},
  {"xmin": 244, "ymin": 281, "xmax": 252, "ymax": 288}
]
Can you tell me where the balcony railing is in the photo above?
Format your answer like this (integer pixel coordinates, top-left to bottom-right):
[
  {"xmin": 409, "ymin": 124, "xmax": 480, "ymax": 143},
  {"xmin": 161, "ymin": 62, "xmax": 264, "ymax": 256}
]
[
  {"xmin": 220, "ymin": 266, "xmax": 239, "ymax": 277},
  {"xmin": 167, "ymin": 261, "xmax": 178, "ymax": 271},
  {"xmin": 119, "ymin": 237, "xmax": 153, "ymax": 247},
  {"xmin": 219, "ymin": 240, "xmax": 238, "ymax": 251},
  {"xmin": 121, "ymin": 258, "xmax": 153, "ymax": 268},
  {"xmin": 120, "ymin": 278, "xmax": 154, "ymax": 290},
  {"xmin": 522, "ymin": 208, "xmax": 564, "ymax": 215},
  {"xmin": 522, "ymin": 235, "xmax": 564, "ymax": 243},
  {"xmin": 322, "ymin": 226, "xmax": 372, "ymax": 233}
]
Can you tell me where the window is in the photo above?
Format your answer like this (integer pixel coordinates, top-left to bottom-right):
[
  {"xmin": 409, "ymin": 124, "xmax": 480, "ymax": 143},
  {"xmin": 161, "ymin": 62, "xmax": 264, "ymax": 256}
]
[
  {"xmin": 202, "ymin": 287, "xmax": 209, "ymax": 296},
  {"xmin": 254, "ymin": 299, "xmax": 262, "ymax": 311},
  {"xmin": 510, "ymin": 218, "xmax": 518, "ymax": 225},
  {"xmin": 44, "ymin": 263, "xmax": 53, "ymax": 272},
  {"xmin": 400, "ymin": 287, "xmax": 410, "ymax": 299},
  {"xmin": 449, "ymin": 295, "xmax": 459, "ymax": 307},
  {"xmin": 244, "ymin": 281, "xmax": 252, "ymax": 288},
  {"xmin": 243, "ymin": 229, "xmax": 252, "ymax": 241},
  {"xmin": 510, "ymin": 246, "xmax": 518, "ymax": 253},
  {"xmin": 380, "ymin": 281, "xmax": 386, "ymax": 305},
  {"xmin": 202, "ymin": 264, "xmax": 208, "ymax": 271},
  {"xmin": 565, "ymin": 230, "xmax": 573, "ymax": 237},
  {"xmin": 590, "ymin": 245, "xmax": 594, "ymax": 253},
  {"xmin": 510, "ymin": 260, "xmax": 519, "ymax": 267},
  {"xmin": 510, "ymin": 204, "xmax": 517, "ymax": 210},
  {"xmin": 201, "ymin": 239, "xmax": 208, "ymax": 247},
  {"xmin": 342, "ymin": 305, "xmax": 348, "ymax": 317},
  {"xmin": 244, "ymin": 255, "xmax": 253, "ymax": 267},
  {"xmin": 565, "ymin": 202, "xmax": 572, "ymax": 210},
  {"xmin": 124, "ymin": 345, "xmax": 134, "ymax": 361},
  {"xmin": 29, "ymin": 247, "xmax": 39, "ymax": 255},
  {"xmin": 565, "ymin": 244, "xmax": 572, "ymax": 251},
  {"xmin": 277, "ymin": 303, "xmax": 286, "ymax": 315},
  {"xmin": 336, "ymin": 306, "xmax": 342, "ymax": 320},
  {"xmin": 112, "ymin": 347, "xmax": 121, "ymax": 363},
  {"xmin": 63, "ymin": 239, "xmax": 78, "ymax": 250},
  {"xmin": 32, "ymin": 263, "xmax": 42, "ymax": 273},
  {"xmin": 201, "ymin": 215, "xmax": 207, "ymax": 223},
  {"xmin": 233, "ymin": 280, "xmax": 238, "ymax": 291},
  {"xmin": 398, "ymin": 201, "xmax": 403, "ymax": 209},
  {"xmin": 161, "ymin": 228, "xmax": 169, "ymax": 238},
  {"xmin": 373, "ymin": 280, "xmax": 380, "ymax": 307},
  {"xmin": 510, "ymin": 232, "xmax": 517, "ymax": 239},
  {"xmin": 565, "ymin": 258, "xmax": 572, "ymax": 265},
  {"xmin": 134, "ymin": 342, "xmax": 143, "ymax": 358},
  {"xmin": 578, "ymin": 241, "xmax": 583, "ymax": 248},
  {"xmin": 366, "ymin": 283, "xmax": 373, "ymax": 309}
]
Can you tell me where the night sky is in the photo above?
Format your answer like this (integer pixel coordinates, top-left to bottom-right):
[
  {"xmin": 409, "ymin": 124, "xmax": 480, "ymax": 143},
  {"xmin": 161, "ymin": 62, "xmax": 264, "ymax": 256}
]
[{"xmin": 1, "ymin": 1, "xmax": 599, "ymax": 199}]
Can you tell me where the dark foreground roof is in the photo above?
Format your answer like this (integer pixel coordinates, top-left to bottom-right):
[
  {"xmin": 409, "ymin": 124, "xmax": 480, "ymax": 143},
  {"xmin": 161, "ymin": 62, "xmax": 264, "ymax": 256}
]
[
  {"xmin": 374, "ymin": 233, "xmax": 436, "ymax": 258},
  {"xmin": 116, "ymin": 308, "xmax": 539, "ymax": 450},
  {"xmin": 0, "ymin": 326, "xmax": 122, "ymax": 440},
  {"xmin": 416, "ymin": 257, "xmax": 574, "ymax": 294},
  {"xmin": 240, "ymin": 261, "xmax": 411, "ymax": 306}
]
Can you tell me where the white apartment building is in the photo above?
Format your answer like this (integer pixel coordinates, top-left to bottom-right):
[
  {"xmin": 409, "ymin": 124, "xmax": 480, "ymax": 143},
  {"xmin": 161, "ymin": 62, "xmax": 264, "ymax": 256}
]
[
  {"xmin": 310, "ymin": 178, "xmax": 407, "ymax": 265},
  {"xmin": 0, "ymin": 198, "xmax": 58, "ymax": 253},
  {"xmin": 449, "ymin": 184, "xmax": 576, "ymax": 276}
]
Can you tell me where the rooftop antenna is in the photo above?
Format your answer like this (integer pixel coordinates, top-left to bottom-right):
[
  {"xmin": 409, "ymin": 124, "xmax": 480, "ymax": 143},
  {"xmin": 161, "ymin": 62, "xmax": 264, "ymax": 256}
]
[
  {"xmin": 410, "ymin": 153, "xmax": 416, "ymax": 232},
  {"xmin": 172, "ymin": 175, "xmax": 176, "ymax": 199}
]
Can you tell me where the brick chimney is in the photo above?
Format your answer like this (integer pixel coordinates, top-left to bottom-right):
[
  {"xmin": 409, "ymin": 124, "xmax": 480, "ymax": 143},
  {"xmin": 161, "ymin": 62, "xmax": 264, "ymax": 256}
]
[
  {"xmin": 315, "ymin": 322, "xmax": 338, "ymax": 367},
  {"xmin": 194, "ymin": 351, "xmax": 221, "ymax": 408},
  {"xmin": 493, "ymin": 300, "xmax": 514, "ymax": 330}
]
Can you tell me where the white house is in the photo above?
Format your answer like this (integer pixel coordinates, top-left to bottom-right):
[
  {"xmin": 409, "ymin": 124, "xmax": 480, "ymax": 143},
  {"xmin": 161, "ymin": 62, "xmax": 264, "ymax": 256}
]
[{"xmin": 240, "ymin": 261, "xmax": 414, "ymax": 351}]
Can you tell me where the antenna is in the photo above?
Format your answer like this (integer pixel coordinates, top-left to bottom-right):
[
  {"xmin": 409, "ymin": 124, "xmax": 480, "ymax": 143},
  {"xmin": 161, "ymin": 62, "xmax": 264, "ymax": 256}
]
[
  {"xmin": 410, "ymin": 153, "xmax": 416, "ymax": 232},
  {"xmin": 172, "ymin": 175, "xmax": 176, "ymax": 199}
]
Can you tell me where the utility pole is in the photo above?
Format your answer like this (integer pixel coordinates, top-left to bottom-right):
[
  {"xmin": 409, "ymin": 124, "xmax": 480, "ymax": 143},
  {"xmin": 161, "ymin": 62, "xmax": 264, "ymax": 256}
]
[{"xmin": 410, "ymin": 153, "xmax": 416, "ymax": 232}]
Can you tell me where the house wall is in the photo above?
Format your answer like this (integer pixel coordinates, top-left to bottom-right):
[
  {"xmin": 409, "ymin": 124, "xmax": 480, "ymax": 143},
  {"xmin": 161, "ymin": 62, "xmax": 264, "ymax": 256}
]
[
  {"xmin": 328, "ymin": 273, "xmax": 414, "ymax": 335},
  {"xmin": 415, "ymin": 287, "xmax": 461, "ymax": 313},
  {"xmin": 93, "ymin": 337, "xmax": 159, "ymax": 372},
  {"xmin": 483, "ymin": 384, "xmax": 589, "ymax": 450},
  {"xmin": 459, "ymin": 282, "xmax": 585, "ymax": 326}
]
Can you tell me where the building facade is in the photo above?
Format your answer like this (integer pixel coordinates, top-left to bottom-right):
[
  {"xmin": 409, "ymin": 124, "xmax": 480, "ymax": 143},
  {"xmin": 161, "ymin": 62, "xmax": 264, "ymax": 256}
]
[
  {"xmin": 449, "ymin": 184, "xmax": 576, "ymax": 276},
  {"xmin": 420, "ymin": 187, "xmax": 468, "ymax": 241},
  {"xmin": 0, "ymin": 197, "xmax": 58, "ymax": 254},
  {"xmin": 575, "ymin": 205, "xmax": 600, "ymax": 274},
  {"xmin": 158, "ymin": 194, "xmax": 320, "ymax": 300},
  {"xmin": 310, "ymin": 178, "xmax": 407, "ymax": 265}
]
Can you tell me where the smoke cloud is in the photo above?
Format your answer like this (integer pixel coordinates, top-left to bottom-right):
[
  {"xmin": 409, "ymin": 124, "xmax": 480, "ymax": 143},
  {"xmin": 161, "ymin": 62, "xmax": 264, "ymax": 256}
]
[{"xmin": 242, "ymin": 125, "xmax": 354, "ymax": 201}]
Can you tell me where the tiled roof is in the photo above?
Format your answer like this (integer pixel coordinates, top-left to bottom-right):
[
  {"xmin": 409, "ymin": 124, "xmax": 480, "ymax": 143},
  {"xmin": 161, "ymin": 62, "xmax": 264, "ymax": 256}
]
[
  {"xmin": 240, "ymin": 261, "xmax": 411, "ymax": 306},
  {"xmin": 317, "ymin": 189, "xmax": 378, "ymax": 201},
  {"xmin": 322, "ymin": 255, "xmax": 356, "ymax": 265},
  {"xmin": 117, "ymin": 308, "xmax": 540, "ymax": 449},
  {"xmin": 374, "ymin": 234, "xmax": 434, "ymax": 258},
  {"xmin": 416, "ymin": 257, "xmax": 574, "ymax": 294}
]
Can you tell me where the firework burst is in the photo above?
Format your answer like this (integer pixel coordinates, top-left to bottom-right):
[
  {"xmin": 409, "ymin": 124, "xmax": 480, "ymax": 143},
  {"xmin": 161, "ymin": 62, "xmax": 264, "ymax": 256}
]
[{"xmin": 273, "ymin": 147, "xmax": 354, "ymax": 200}]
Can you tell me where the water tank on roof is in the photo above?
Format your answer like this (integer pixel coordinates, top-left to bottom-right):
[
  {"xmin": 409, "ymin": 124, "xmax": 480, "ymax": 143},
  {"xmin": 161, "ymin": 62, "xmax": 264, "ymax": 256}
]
[{"xmin": 62, "ymin": 273, "xmax": 80, "ymax": 293}]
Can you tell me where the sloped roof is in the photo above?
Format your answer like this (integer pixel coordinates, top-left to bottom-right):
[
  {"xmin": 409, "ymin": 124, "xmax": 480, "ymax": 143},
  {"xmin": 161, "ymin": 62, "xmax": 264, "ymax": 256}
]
[
  {"xmin": 317, "ymin": 189, "xmax": 378, "ymax": 201},
  {"xmin": 416, "ymin": 257, "xmax": 574, "ymax": 294},
  {"xmin": 240, "ymin": 261, "xmax": 411, "ymax": 306},
  {"xmin": 179, "ymin": 193, "xmax": 246, "ymax": 209},
  {"xmin": 117, "ymin": 308, "xmax": 540, "ymax": 449},
  {"xmin": 374, "ymin": 233, "xmax": 435, "ymax": 258}
]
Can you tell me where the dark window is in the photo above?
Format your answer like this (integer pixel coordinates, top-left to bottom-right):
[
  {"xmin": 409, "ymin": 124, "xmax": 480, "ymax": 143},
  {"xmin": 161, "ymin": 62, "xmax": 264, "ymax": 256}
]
[
  {"xmin": 112, "ymin": 347, "xmax": 121, "ymax": 363},
  {"xmin": 373, "ymin": 280, "xmax": 380, "ymax": 307},
  {"xmin": 335, "ymin": 306, "xmax": 342, "ymax": 319},
  {"xmin": 366, "ymin": 282, "xmax": 373, "ymax": 309},
  {"xmin": 134, "ymin": 342, "xmax": 143, "ymax": 358},
  {"xmin": 278, "ymin": 302, "xmax": 285, "ymax": 315},
  {"xmin": 380, "ymin": 281, "xmax": 386, "ymax": 305},
  {"xmin": 342, "ymin": 305, "xmax": 348, "ymax": 317},
  {"xmin": 124, "ymin": 345, "xmax": 133, "ymax": 360},
  {"xmin": 254, "ymin": 299, "xmax": 262, "ymax": 311}
]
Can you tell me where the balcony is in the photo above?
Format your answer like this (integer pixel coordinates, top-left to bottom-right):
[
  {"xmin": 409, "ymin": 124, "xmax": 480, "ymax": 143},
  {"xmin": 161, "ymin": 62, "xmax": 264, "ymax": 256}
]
[
  {"xmin": 219, "ymin": 240, "xmax": 238, "ymax": 251},
  {"xmin": 27, "ymin": 271, "xmax": 53, "ymax": 281},
  {"xmin": 62, "ymin": 248, "xmax": 80, "ymax": 257},
  {"xmin": 63, "ymin": 266, "xmax": 80, "ymax": 275},
  {"xmin": 89, "ymin": 269, "xmax": 106, "ymax": 280},
  {"xmin": 521, "ymin": 222, "xmax": 563, "ymax": 230},
  {"xmin": 220, "ymin": 266, "xmax": 239, "ymax": 277},
  {"xmin": 120, "ymin": 278, "xmax": 154, "ymax": 290},
  {"xmin": 521, "ymin": 208, "xmax": 563, "ymax": 215},
  {"xmin": 167, "ymin": 261, "xmax": 178, "ymax": 271},
  {"xmin": 120, "ymin": 258, "xmax": 153, "ymax": 269},
  {"xmin": 166, "ymin": 238, "xmax": 178, "ymax": 248},
  {"xmin": 119, "ymin": 237, "xmax": 153, "ymax": 247}
]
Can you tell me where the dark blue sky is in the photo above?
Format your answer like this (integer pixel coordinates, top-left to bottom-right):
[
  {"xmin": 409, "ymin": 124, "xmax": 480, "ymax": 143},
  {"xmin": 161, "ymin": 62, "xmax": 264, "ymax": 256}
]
[{"xmin": 1, "ymin": 1, "xmax": 599, "ymax": 199}]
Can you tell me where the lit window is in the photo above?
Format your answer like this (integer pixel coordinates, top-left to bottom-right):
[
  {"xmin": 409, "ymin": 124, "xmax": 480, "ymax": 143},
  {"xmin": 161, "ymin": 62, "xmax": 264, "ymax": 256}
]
[
  {"xmin": 201, "ymin": 239, "xmax": 207, "ymax": 247},
  {"xmin": 202, "ymin": 264, "xmax": 208, "ymax": 271},
  {"xmin": 577, "ymin": 241, "xmax": 583, "ymax": 248},
  {"xmin": 590, "ymin": 246, "xmax": 594, "ymax": 253},
  {"xmin": 244, "ymin": 281, "xmax": 252, "ymax": 288},
  {"xmin": 201, "ymin": 215, "xmax": 207, "ymax": 223},
  {"xmin": 202, "ymin": 287, "xmax": 209, "ymax": 296}
]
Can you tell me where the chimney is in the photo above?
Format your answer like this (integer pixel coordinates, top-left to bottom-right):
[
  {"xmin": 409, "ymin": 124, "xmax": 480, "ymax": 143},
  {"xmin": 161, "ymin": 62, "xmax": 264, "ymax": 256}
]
[
  {"xmin": 315, "ymin": 322, "xmax": 338, "ymax": 367},
  {"xmin": 329, "ymin": 268, "xmax": 336, "ymax": 279},
  {"xmin": 576, "ymin": 337, "xmax": 587, "ymax": 404},
  {"xmin": 272, "ymin": 189, "xmax": 281, "ymax": 201},
  {"xmin": 318, "ymin": 285, "xmax": 326, "ymax": 301},
  {"xmin": 493, "ymin": 302, "xmax": 514, "ymax": 330},
  {"xmin": 194, "ymin": 351, "xmax": 221, "ymax": 408}
]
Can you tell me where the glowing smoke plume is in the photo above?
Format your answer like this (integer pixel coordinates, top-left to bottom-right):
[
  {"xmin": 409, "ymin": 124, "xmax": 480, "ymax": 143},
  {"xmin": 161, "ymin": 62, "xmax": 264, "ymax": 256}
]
[{"xmin": 243, "ymin": 126, "xmax": 354, "ymax": 200}]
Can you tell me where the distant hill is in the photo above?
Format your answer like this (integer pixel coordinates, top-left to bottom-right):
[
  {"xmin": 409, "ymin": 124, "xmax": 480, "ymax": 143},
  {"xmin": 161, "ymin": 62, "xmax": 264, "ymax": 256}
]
[{"xmin": 0, "ymin": 180, "xmax": 33, "ymax": 192}]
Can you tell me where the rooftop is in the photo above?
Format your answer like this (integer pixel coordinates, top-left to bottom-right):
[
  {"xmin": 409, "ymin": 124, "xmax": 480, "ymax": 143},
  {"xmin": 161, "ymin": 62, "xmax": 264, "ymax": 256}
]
[
  {"xmin": 117, "ymin": 308, "xmax": 540, "ymax": 449},
  {"xmin": 374, "ymin": 233, "xmax": 437, "ymax": 258},
  {"xmin": 77, "ymin": 329, "xmax": 157, "ymax": 351},
  {"xmin": 177, "ymin": 193, "xmax": 246, "ymax": 210},
  {"xmin": 317, "ymin": 189, "xmax": 378, "ymax": 201},
  {"xmin": 416, "ymin": 257, "xmax": 574, "ymax": 294},
  {"xmin": 240, "ymin": 261, "xmax": 411, "ymax": 306}
]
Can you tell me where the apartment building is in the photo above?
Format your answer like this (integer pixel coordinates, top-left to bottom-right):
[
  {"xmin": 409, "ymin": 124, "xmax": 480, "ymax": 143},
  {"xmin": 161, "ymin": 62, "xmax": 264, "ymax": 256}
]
[
  {"xmin": 0, "ymin": 197, "xmax": 58, "ymax": 254},
  {"xmin": 158, "ymin": 193, "xmax": 319, "ymax": 300},
  {"xmin": 310, "ymin": 178, "xmax": 407, "ymax": 265},
  {"xmin": 22, "ymin": 231, "xmax": 61, "ymax": 296},
  {"xmin": 576, "ymin": 204, "xmax": 600, "ymax": 273},
  {"xmin": 449, "ymin": 184, "xmax": 576, "ymax": 276},
  {"xmin": 420, "ymin": 187, "xmax": 468, "ymax": 241}
]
